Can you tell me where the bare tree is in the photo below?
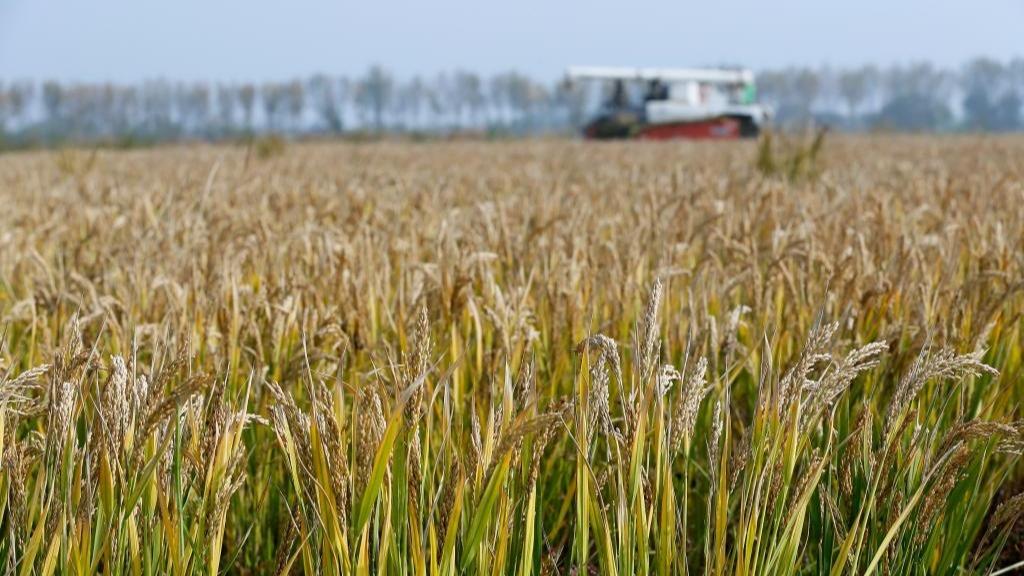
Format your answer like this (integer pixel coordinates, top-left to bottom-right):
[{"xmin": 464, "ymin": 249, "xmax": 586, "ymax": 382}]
[
  {"xmin": 355, "ymin": 65, "xmax": 394, "ymax": 132},
  {"xmin": 2, "ymin": 82, "xmax": 34, "ymax": 132},
  {"xmin": 309, "ymin": 74, "xmax": 348, "ymax": 133},
  {"xmin": 838, "ymin": 66, "xmax": 875, "ymax": 118},
  {"xmin": 42, "ymin": 81, "xmax": 65, "ymax": 125},
  {"xmin": 238, "ymin": 84, "xmax": 256, "ymax": 132},
  {"xmin": 398, "ymin": 76, "xmax": 426, "ymax": 130},
  {"xmin": 425, "ymin": 78, "xmax": 445, "ymax": 130},
  {"xmin": 431, "ymin": 72, "xmax": 454, "ymax": 128},
  {"xmin": 112, "ymin": 85, "xmax": 138, "ymax": 135},
  {"xmin": 453, "ymin": 70, "xmax": 484, "ymax": 127},
  {"xmin": 554, "ymin": 79, "xmax": 587, "ymax": 129},
  {"xmin": 262, "ymin": 83, "xmax": 287, "ymax": 131},
  {"xmin": 285, "ymin": 80, "xmax": 305, "ymax": 132},
  {"xmin": 507, "ymin": 72, "xmax": 533, "ymax": 127},
  {"xmin": 0, "ymin": 82, "xmax": 8, "ymax": 132},
  {"xmin": 488, "ymin": 73, "xmax": 512, "ymax": 126},
  {"xmin": 216, "ymin": 84, "xmax": 237, "ymax": 134},
  {"xmin": 179, "ymin": 83, "xmax": 211, "ymax": 135},
  {"xmin": 793, "ymin": 68, "xmax": 821, "ymax": 119},
  {"xmin": 961, "ymin": 58, "xmax": 1017, "ymax": 131}
]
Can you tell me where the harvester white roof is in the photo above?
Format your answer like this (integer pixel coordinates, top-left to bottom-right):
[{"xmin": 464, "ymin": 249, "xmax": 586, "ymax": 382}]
[{"xmin": 567, "ymin": 66, "xmax": 754, "ymax": 85}]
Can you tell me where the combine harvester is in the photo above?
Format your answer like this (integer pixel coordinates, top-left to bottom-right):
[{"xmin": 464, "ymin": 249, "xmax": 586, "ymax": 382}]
[{"xmin": 566, "ymin": 66, "xmax": 769, "ymax": 139}]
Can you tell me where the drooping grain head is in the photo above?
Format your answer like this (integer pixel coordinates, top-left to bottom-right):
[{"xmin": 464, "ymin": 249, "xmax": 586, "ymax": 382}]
[
  {"xmin": 637, "ymin": 278, "xmax": 664, "ymax": 385},
  {"xmin": 354, "ymin": 384, "xmax": 386, "ymax": 498},
  {"xmin": 670, "ymin": 356, "xmax": 709, "ymax": 453},
  {"xmin": 886, "ymin": 347, "xmax": 999, "ymax": 437}
]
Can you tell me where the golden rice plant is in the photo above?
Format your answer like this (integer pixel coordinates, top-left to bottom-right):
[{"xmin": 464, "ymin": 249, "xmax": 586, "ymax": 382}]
[{"xmin": 0, "ymin": 135, "xmax": 1022, "ymax": 574}]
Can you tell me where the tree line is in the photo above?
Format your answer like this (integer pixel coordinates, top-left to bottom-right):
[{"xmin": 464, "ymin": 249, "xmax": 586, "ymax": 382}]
[
  {"xmin": 760, "ymin": 58, "xmax": 1024, "ymax": 132},
  {"xmin": 0, "ymin": 57, "xmax": 1021, "ymax": 147}
]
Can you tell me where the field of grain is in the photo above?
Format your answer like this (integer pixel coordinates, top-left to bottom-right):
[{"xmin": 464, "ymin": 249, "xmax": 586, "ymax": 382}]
[{"xmin": 0, "ymin": 136, "xmax": 1022, "ymax": 575}]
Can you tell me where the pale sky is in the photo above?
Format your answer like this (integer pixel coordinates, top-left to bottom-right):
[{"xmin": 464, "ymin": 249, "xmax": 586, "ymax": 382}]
[{"xmin": 1, "ymin": 0, "xmax": 1022, "ymax": 82}]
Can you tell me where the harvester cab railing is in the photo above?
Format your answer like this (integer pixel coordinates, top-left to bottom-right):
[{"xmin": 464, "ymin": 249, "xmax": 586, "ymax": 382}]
[{"xmin": 567, "ymin": 66, "xmax": 758, "ymax": 107}]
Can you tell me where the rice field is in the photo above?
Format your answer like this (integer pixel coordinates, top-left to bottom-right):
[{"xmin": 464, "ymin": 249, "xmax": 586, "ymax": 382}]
[{"xmin": 0, "ymin": 135, "xmax": 1022, "ymax": 575}]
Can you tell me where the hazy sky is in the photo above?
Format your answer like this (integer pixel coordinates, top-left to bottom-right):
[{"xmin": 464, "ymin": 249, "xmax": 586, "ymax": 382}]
[{"xmin": 1, "ymin": 0, "xmax": 1022, "ymax": 82}]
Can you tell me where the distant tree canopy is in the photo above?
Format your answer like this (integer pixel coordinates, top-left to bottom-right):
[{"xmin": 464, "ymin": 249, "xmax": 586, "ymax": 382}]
[
  {"xmin": 0, "ymin": 58, "xmax": 1022, "ymax": 147},
  {"xmin": 876, "ymin": 95, "xmax": 954, "ymax": 132},
  {"xmin": 757, "ymin": 58, "xmax": 1023, "ymax": 133}
]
